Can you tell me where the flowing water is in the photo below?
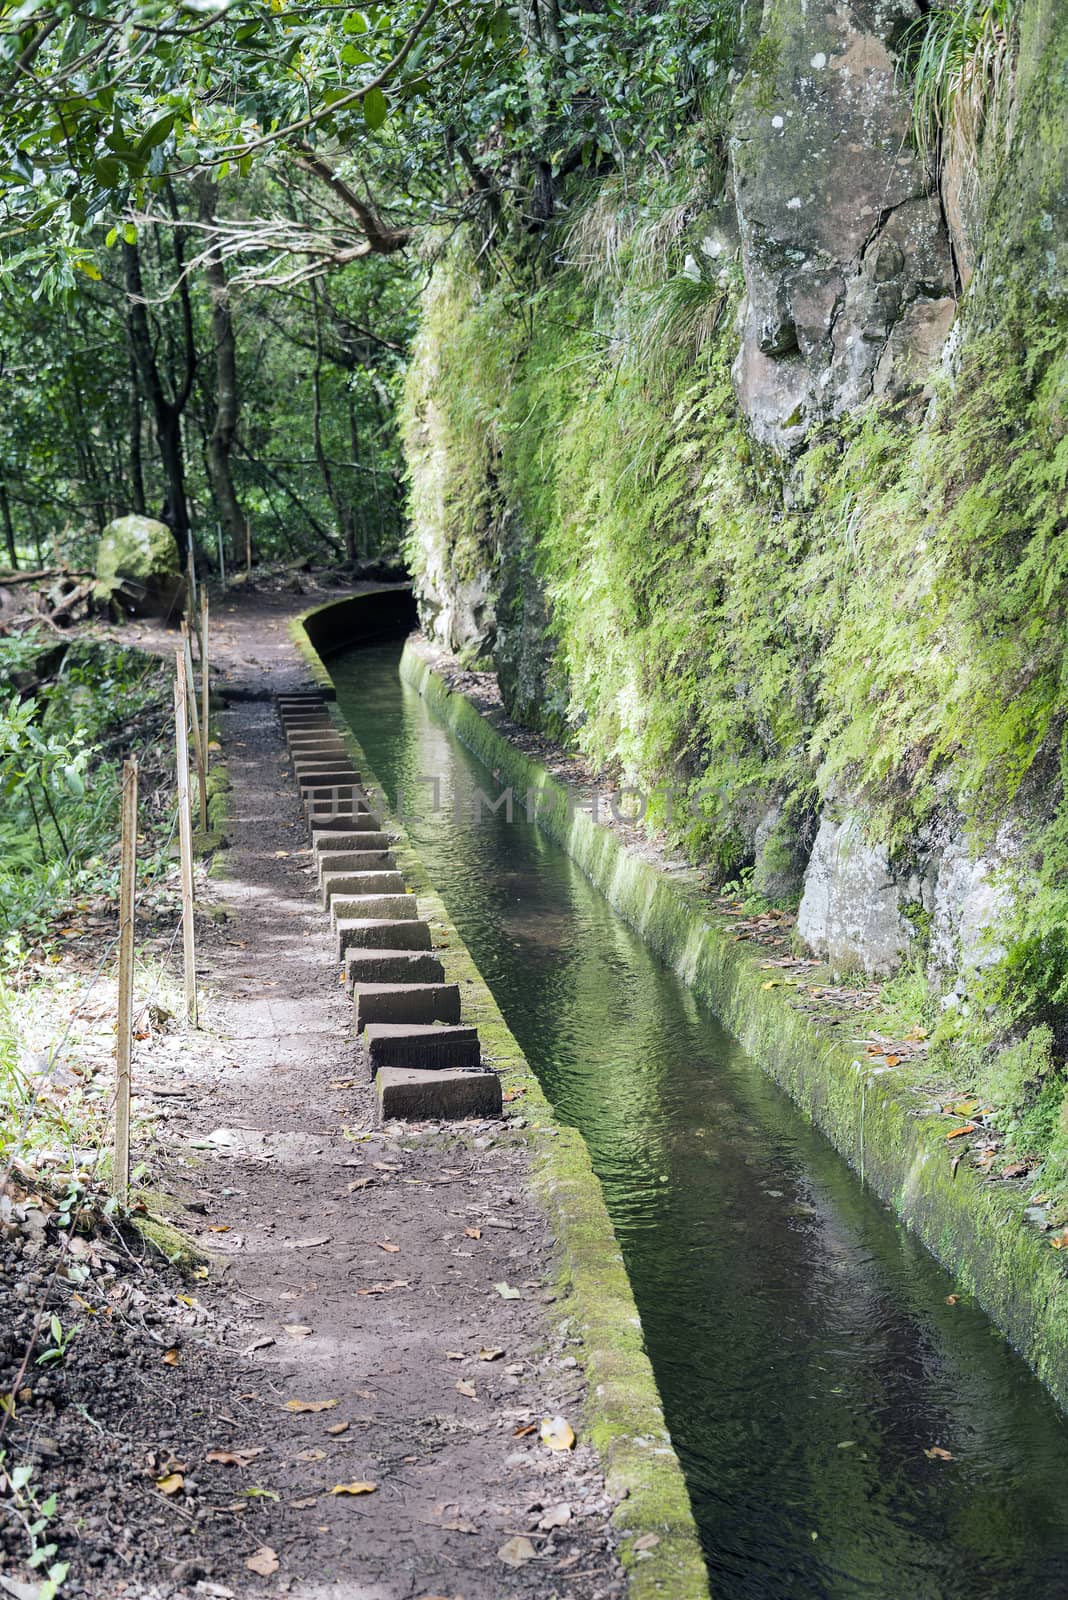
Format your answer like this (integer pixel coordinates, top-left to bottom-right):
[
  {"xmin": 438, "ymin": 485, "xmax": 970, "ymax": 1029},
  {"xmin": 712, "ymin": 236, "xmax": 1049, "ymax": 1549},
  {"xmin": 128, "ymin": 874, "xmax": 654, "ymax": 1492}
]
[{"xmin": 332, "ymin": 639, "xmax": 1068, "ymax": 1600}]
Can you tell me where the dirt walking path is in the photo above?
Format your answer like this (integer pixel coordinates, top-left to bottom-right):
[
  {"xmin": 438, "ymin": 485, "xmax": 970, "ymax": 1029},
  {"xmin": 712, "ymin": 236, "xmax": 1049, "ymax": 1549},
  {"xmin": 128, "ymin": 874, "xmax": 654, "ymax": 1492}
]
[{"xmin": 53, "ymin": 585, "xmax": 627, "ymax": 1598}]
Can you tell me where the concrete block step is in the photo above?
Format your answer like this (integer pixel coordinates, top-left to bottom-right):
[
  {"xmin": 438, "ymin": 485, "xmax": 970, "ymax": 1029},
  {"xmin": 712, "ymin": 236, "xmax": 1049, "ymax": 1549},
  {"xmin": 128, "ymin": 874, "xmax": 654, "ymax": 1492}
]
[
  {"xmin": 330, "ymin": 893, "xmax": 418, "ymax": 926},
  {"xmin": 306, "ymin": 809, "xmax": 382, "ymax": 833},
  {"xmin": 321, "ymin": 871, "xmax": 406, "ymax": 908},
  {"xmin": 295, "ymin": 771, "xmax": 363, "ymax": 791},
  {"xmin": 337, "ymin": 919, "xmax": 433, "ymax": 956},
  {"xmin": 364, "ymin": 1023, "xmax": 480, "ymax": 1074},
  {"xmin": 345, "ymin": 950, "xmax": 445, "ymax": 988},
  {"xmin": 281, "ymin": 711, "xmax": 333, "ymax": 726},
  {"xmin": 317, "ymin": 850, "xmax": 396, "ymax": 883},
  {"xmin": 313, "ymin": 830, "xmax": 394, "ymax": 853},
  {"xmin": 376, "ymin": 1066, "xmax": 502, "ymax": 1122},
  {"xmin": 354, "ymin": 982, "xmax": 461, "ymax": 1032},
  {"xmin": 292, "ymin": 752, "xmax": 357, "ymax": 770}
]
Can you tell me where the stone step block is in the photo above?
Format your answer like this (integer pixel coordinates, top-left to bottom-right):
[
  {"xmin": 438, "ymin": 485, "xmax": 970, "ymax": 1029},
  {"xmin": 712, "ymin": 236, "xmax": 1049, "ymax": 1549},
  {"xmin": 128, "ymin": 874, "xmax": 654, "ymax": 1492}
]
[
  {"xmin": 313, "ymin": 830, "xmax": 394, "ymax": 853},
  {"xmin": 317, "ymin": 850, "xmax": 396, "ymax": 883},
  {"xmin": 354, "ymin": 982, "xmax": 462, "ymax": 1032},
  {"xmin": 345, "ymin": 949, "xmax": 446, "ymax": 987},
  {"xmin": 295, "ymin": 770, "xmax": 363, "ymax": 790},
  {"xmin": 337, "ymin": 919, "xmax": 433, "ymax": 956},
  {"xmin": 376, "ymin": 1066, "xmax": 502, "ymax": 1122},
  {"xmin": 364, "ymin": 1023, "xmax": 480, "ymax": 1074},
  {"xmin": 306, "ymin": 809, "xmax": 382, "ymax": 833},
  {"xmin": 321, "ymin": 871, "xmax": 407, "ymax": 908},
  {"xmin": 281, "ymin": 711, "xmax": 333, "ymax": 727},
  {"xmin": 330, "ymin": 893, "xmax": 418, "ymax": 926}
]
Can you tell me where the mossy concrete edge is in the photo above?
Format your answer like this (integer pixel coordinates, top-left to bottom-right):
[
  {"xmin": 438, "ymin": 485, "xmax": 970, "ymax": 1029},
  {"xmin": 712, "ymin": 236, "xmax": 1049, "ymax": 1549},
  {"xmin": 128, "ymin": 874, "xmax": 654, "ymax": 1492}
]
[
  {"xmin": 294, "ymin": 597, "xmax": 711, "ymax": 1600},
  {"xmin": 399, "ymin": 641, "xmax": 1068, "ymax": 1415}
]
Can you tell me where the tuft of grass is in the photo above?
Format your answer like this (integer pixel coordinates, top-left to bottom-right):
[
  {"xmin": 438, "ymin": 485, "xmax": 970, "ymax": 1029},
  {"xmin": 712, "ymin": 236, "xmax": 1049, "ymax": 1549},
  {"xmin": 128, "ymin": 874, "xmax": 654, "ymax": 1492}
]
[{"xmin": 903, "ymin": 0, "xmax": 1018, "ymax": 179}]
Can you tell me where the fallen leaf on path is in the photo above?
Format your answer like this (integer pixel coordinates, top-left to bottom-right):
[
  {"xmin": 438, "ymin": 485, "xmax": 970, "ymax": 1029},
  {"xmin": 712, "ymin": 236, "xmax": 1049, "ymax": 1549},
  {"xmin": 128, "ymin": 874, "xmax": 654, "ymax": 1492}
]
[
  {"xmin": 512, "ymin": 1423, "xmax": 537, "ymax": 1438},
  {"xmin": 330, "ymin": 1079, "xmax": 357, "ymax": 1090},
  {"xmin": 494, "ymin": 1281, "xmax": 521, "ymax": 1299},
  {"xmin": 206, "ymin": 1448, "xmax": 264, "ymax": 1467},
  {"xmin": 330, "ymin": 1481, "xmax": 377, "ymax": 1496},
  {"xmin": 478, "ymin": 1347, "xmax": 504, "ymax": 1361},
  {"xmin": 245, "ymin": 1546, "xmax": 279, "ymax": 1576},
  {"xmin": 295, "ymin": 1448, "xmax": 327, "ymax": 1462},
  {"xmin": 284, "ymin": 1398, "xmax": 338, "ymax": 1413},
  {"xmin": 290, "ymin": 1235, "xmax": 331, "ymax": 1249},
  {"xmin": 946, "ymin": 1124, "xmax": 975, "ymax": 1140},
  {"xmin": 375, "ymin": 1239, "xmax": 400, "ymax": 1253},
  {"xmin": 162, "ymin": 1347, "xmax": 181, "ymax": 1365},
  {"xmin": 464, "ymin": 1227, "xmax": 482, "ymax": 1239},
  {"xmin": 946, "ymin": 1294, "xmax": 960, "ymax": 1305},
  {"xmin": 326, "ymin": 1420, "xmax": 349, "ymax": 1436},
  {"xmin": 633, "ymin": 1532, "xmax": 660, "ymax": 1551},
  {"xmin": 923, "ymin": 1445, "xmax": 955, "ymax": 1461},
  {"xmin": 290, "ymin": 1495, "xmax": 318, "ymax": 1509},
  {"xmin": 1001, "ymin": 1162, "xmax": 1031, "ymax": 1178},
  {"xmin": 272, "ymin": 851, "xmax": 290, "ymax": 859},
  {"xmin": 243, "ymin": 1335, "xmax": 276, "ymax": 1355},
  {"xmin": 948, "ymin": 1100, "xmax": 978, "ymax": 1116},
  {"xmin": 283, "ymin": 1325, "xmax": 313, "ymax": 1338},
  {"xmin": 357, "ymin": 1280, "xmax": 409, "ymax": 1296},
  {"xmin": 347, "ymin": 1177, "xmax": 373, "ymax": 1191},
  {"xmin": 540, "ymin": 1415, "xmax": 575, "ymax": 1452},
  {"xmin": 539, "ymin": 1502, "xmax": 572, "ymax": 1529},
  {"xmin": 155, "ymin": 1472, "xmax": 184, "ymax": 1496},
  {"xmin": 498, "ymin": 1535, "xmax": 536, "ymax": 1568},
  {"xmin": 444, "ymin": 1350, "xmax": 465, "ymax": 1360},
  {"xmin": 456, "ymin": 1379, "xmax": 477, "ymax": 1399},
  {"xmin": 208, "ymin": 1225, "xmax": 231, "ymax": 1233},
  {"xmin": 1050, "ymin": 1228, "xmax": 1068, "ymax": 1250}
]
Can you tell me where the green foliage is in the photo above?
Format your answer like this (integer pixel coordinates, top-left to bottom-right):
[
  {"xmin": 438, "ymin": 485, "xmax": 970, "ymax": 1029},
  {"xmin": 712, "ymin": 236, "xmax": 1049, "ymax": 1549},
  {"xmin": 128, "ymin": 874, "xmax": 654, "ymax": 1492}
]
[{"xmin": 902, "ymin": 0, "xmax": 1018, "ymax": 174}]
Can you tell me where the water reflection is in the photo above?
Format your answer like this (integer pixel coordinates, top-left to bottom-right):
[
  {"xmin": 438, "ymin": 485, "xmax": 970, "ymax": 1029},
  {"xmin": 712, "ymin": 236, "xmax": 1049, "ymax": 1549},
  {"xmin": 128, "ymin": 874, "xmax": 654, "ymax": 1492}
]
[{"xmin": 333, "ymin": 642, "xmax": 1068, "ymax": 1599}]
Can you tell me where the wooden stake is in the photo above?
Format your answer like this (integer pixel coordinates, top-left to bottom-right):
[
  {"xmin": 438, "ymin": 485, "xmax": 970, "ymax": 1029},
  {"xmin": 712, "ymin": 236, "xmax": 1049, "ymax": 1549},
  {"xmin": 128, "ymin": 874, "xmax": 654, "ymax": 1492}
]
[
  {"xmin": 200, "ymin": 591, "xmax": 210, "ymax": 764},
  {"xmin": 186, "ymin": 545, "xmax": 197, "ymax": 641},
  {"xmin": 113, "ymin": 758, "xmax": 138, "ymax": 1202},
  {"xmin": 182, "ymin": 623, "xmax": 207, "ymax": 831},
  {"xmin": 174, "ymin": 664, "xmax": 198, "ymax": 1027}
]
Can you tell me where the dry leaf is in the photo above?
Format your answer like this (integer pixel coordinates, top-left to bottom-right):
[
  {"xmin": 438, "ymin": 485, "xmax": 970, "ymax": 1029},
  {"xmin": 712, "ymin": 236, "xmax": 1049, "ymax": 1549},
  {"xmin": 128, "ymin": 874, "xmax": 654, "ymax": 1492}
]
[
  {"xmin": 290, "ymin": 1495, "xmax": 318, "ymax": 1509},
  {"xmin": 325, "ymin": 1420, "xmax": 350, "ymax": 1436},
  {"xmin": 444, "ymin": 1350, "xmax": 465, "ymax": 1361},
  {"xmin": 330, "ymin": 1079, "xmax": 357, "ymax": 1090},
  {"xmin": 456, "ymin": 1379, "xmax": 477, "ymax": 1399},
  {"xmin": 330, "ymin": 1481, "xmax": 377, "ymax": 1496},
  {"xmin": 283, "ymin": 1325, "xmax": 313, "ymax": 1339},
  {"xmin": 923, "ymin": 1445, "xmax": 955, "ymax": 1461},
  {"xmin": 478, "ymin": 1347, "xmax": 504, "ymax": 1362},
  {"xmin": 494, "ymin": 1281, "xmax": 521, "ymax": 1299},
  {"xmin": 464, "ymin": 1227, "xmax": 482, "ymax": 1239},
  {"xmin": 284, "ymin": 1398, "xmax": 338, "ymax": 1413},
  {"xmin": 243, "ymin": 1335, "xmax": 276, "ymax": 1355},
  {"xmin": 513, "ymin": 1423, "xmax": 537, "ymax": 1438},
  {"xmin": 208, "ymin": 1225, "xmax": 231, "ymax": 1233},
  {"xmin": 375, "ymin": 1240, "xmax": 400, "ymax": 1253},
  {"xmin": 540, "ymin": 1415, "xmax": 575, "ymax": 1452},
  {"xmin": 357, "ymin": 1279, "xmax": 409, "ymax": 1296},
  {"xmin": 162, "ymin": 1347, "xmax": 181, "ymax": 1366},
  {"xmin": 633, "ymin": 1532, "xmax": 660, "ymax": 1551},
  {"xmin": 946, "ymin": 1123, "xmax": 976, "ymax": 1140},
  {"xmin": 155, "ymin": 1472, "xmax": 184, "ymax": 1496},
  {"xmin": 291, "ymin": 1235, "xmax": 331, "ymax": 1249},
  {"xmin": 945, "ymin": 1294, "xmax": 959, "ymax": 1305},
  {"xmin": 245, "ymin": 1546, "xmax": 279, "ymax": 1576},
  {"xmin": 294, "ymin": 1448, "xmax": 327, "ymax": 1463},
  {"xmin": 347, "ymin": 1177, "xmax": 373, "ymax": 1192},
  {"xmin": 206, "ymin": 1448, "xmax": 264, "ymax": 1467},
  {"xmin": 498, "ymin": 1535, "xmax": 536, "ymax": 1568},
  {"xmin": 539, "ymin": 1502, "xmax": 572, "ymax": 1530}
]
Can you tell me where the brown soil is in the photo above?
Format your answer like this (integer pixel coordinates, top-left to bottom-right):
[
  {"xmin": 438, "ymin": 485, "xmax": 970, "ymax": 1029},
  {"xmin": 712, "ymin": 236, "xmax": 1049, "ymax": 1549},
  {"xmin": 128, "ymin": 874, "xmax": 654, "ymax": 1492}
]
[{"xmin": 0, "ymin": 581, "xmax": 625, "ymax": 1600}]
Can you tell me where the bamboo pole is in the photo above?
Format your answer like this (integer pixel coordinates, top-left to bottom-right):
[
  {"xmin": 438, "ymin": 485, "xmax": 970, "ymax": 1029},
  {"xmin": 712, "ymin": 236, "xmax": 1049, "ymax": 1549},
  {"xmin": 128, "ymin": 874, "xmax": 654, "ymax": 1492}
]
[
  {"xmin": 182, "ymin": 623, "xmax": 208, "ymax": 831},
  {"xmin": 113, "ymin": 758, "xmax": 138, "ymax": 1202},
  {"xmin": 174, "ymin": 663, "xmax": 198, "ymax": 1027}
]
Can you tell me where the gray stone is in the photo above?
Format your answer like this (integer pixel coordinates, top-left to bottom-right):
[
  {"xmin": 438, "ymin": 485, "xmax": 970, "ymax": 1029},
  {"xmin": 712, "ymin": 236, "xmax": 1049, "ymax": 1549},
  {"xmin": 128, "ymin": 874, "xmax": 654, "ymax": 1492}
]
[
  {"xmin": 337, "ymin": 919, "xmax": 433, "ymax": 956},
  {"xmin": 929, "ymin": 834, "xmax": 1010, "ymax": 979},
  {"xmin": 317, "ymin": 850, "xmax": 396, "ymax": 883},
  {"xmin": 321, "ymin": 871, "xmax": 406, "ymax": 908},
  {"xmin": 730, "ymin": 0, "xmax": 956, "ymax": 450},
  {"xmin": 306, "ymin": 808, "xmax": 382, "ymax": 833},
  {"xmin": 797, "ymin": 811, "xmax": 917, "ymax": 975},
  {"xmin": 376, "ymin": 1066, "xmax": 502, "ymax": 1122},
  {"xmin": 345, "ymin": 950, "xmax": 446, "ymax": 987},
  {"xmin": 295, "ymin": 771, "xmax": 363, "ymax": 792},
  {"xmin": 354, "ymin": 982, "xmax": 462, "ymax": 1031},
  {"xmin": 365, "ymin": 1023, "xmax": 480, "ymax": 1074},
  {"xmin": 330, "ymin": 893, "xmax": 418, "ymax": 926},
  {"xmin": 313, "ymin": 830, "xmax": 394, "ymax": 853},
  {"xmin": 751, "ymin": 800, "xmax": 810, "ymax": 905}
]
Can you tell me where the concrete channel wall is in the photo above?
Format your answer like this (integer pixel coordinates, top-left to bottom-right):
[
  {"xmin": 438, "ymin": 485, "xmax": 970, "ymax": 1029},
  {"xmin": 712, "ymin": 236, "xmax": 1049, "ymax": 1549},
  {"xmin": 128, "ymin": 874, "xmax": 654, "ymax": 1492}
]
[{"xmin": 291, "ymin": 589, "xmax": 712, "ymax": 1600}]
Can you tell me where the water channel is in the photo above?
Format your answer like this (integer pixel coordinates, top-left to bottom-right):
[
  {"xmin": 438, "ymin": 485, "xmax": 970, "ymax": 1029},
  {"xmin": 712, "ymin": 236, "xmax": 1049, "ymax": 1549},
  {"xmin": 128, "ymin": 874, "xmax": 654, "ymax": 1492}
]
[{"xmin": 332, "ymin": 637, "xmax": 1068, "ymax": 1600}]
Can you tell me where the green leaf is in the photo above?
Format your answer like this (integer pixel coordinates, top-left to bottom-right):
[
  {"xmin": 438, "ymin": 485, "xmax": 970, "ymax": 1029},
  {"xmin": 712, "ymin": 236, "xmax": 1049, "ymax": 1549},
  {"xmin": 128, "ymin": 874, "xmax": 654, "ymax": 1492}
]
[
  {"xmin": 122, "ymin": 221, "xmax": 137, "ymax": 245},
  {"xmin": 343, "ymin": 10, "xmax": 368, "ymax": 32},
  {"xmin": 105, "ymin": 226, "xmax": 118, "ymax": 248},
  {"xmin": 341, "ymin": 43, "xmax": 369, "ymax": 66},
  {"xmin": 363, "ymin": 86, "xmax": 387, "ymax": 129}
]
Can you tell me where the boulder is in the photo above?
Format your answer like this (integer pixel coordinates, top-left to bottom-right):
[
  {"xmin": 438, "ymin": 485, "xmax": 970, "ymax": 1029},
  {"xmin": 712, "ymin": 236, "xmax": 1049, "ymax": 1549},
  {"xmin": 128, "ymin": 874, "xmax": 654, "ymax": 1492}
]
[{"xmin": 94, "ymin": 516, "xmax": 184, "ymax": 619}]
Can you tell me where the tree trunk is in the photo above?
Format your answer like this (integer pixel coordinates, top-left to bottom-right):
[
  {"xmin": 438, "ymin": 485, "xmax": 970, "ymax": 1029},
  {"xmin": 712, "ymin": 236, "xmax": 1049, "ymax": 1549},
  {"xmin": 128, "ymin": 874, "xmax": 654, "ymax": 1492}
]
[
  {"xmin": 198, "ymin": 181, "xmax": 248, "ymax": 567},
  {"xmin": 122, "ymin": 233, "xmax": 195, "ymax": 560},
  {"xmin": 129, "ymin": 356, "xmax": 146, "ymax": 516},
  {"xmin": 310, "ymin": 281, "xmax": 356, "ymax": 562},
  {"xmin": 0, "ymin": 477, "xmax": 17, "ymax": 569}
]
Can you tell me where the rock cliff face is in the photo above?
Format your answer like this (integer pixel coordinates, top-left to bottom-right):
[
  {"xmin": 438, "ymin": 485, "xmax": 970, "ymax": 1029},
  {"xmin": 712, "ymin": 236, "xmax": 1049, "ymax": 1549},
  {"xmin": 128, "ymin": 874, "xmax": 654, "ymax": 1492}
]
[{"xmin": 403, "ymin": 0, "xmax": 1068, "ymax": 988}]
